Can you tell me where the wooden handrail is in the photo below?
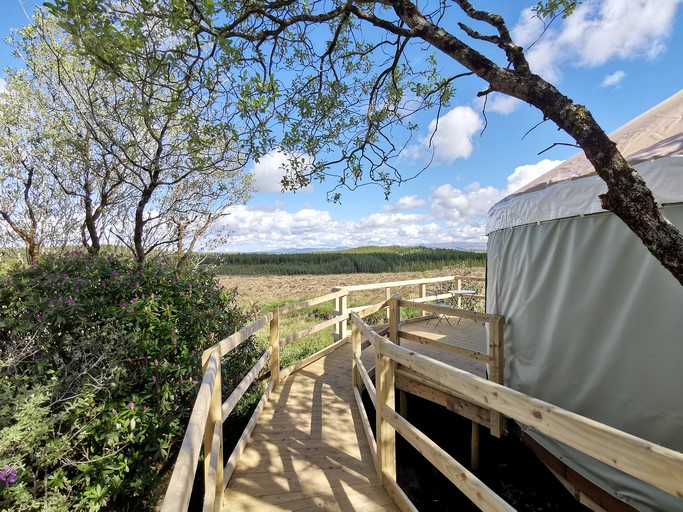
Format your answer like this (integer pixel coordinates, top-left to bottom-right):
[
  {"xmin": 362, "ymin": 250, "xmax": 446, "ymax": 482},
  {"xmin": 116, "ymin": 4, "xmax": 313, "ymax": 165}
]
[{"xmin": 349, "ymin": 302, "xmax": 683, "ymax": 509}]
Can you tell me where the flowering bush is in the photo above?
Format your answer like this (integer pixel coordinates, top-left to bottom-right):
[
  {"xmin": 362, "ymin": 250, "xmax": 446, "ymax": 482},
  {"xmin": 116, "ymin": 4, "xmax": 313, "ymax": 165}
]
[{"xmin": 0, "ymin": 252, "xmax": 252, "ymax": 510}]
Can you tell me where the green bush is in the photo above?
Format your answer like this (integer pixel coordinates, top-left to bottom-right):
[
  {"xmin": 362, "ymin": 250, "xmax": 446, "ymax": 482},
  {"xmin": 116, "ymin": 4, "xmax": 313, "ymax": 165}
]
[{"xmin": 0, "ymin": 252, "xmax": 251, "ymax": 511}]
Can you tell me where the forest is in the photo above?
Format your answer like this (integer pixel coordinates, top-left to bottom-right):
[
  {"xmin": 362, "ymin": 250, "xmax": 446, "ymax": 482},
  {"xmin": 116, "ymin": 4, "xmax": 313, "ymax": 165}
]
[{"xmin": 203, "ymin": 246, "xmax": 486, "ymax": 275}]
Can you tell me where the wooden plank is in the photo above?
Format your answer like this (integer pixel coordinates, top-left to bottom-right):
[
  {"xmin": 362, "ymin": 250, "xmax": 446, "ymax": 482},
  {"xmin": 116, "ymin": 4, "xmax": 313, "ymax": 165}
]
[
  {"xmin": 395, "ymin": 371, "xmax": 490, "ymax": 427},
  {"xmin": 278, "ymin": 289, "xmax": 346, "ymax": 315},
  {"xmin": 161, "ymin": 351, "xmax": 220, "ymax": 512},
  {"xmin": 203, "ymin": 420, "xmax": 222, "ymax": 512},
  {"xmin": 353, "ymin": 386, "xmax": 378, "ymax": 475},
  {"xmin": 354, "ymin": 352, "xmax": 376, "ymax": 406},
  {"xmin": 269, "ymin": 311, "xmax": 280, "ymax": 386},
  {"xmin": 389, "ymin": 297, "xmax": 400, "ymax": 344},
  {"xmin": 382, "ymin": 341, "xmax": 683, "ymax": 500},
  {"xmin": 222, "ymin": 348, "xmax": 271, "ymax": 422},
  {"xmin": 340, "ymin": 275, "xmax": 458, "ymax": 292},
  {"xmin": 204, "ymin": 313, "xmax": 273, "ymax": 362},
  {"xmin": 383, "ymin": 405, "xmax": 514, "ymax": 512},
  {"xmin": 223, "ymin": 379, "xmax": 274, "ymax": 488},
  {"xmin": 279, "ymin": 337, "xmax": 349, "ymax": 382},
  {"xmin": 375, "ymin": 340, "xmax": 396, "ymax": 481},
  {"xmin": 471, "ymin": 422, "xmax": 480, "ymax": 471},
  {"xmin": 356, "ymin": 300, "xmax": 389, "ymax": 319},
  {"xmin": 398, "ymin": 299, "xmax": 500, "ymax": 323},
  {"xmin": 280, "ymin": 315, "xmax": 339, "ymax": 346},
  {"xmin": 489, "ymin": 315, "xmax": 505, "ymax": 437},
  {"xmin": 399, "ymin": 330, "xmax": 491, "ymax": 362},
  {"xmin": 381, "ymin": 470, "xmax": 418, "ymax": 512}
]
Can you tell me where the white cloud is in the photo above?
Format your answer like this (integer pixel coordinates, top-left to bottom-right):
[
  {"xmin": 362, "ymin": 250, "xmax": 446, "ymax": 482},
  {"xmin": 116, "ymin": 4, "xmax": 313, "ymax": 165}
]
[
  {"xmin": 214, "ymin": 160, "xmax": 563, "ymax": 252},
  {"xmin": 601, "ymin": 70, "xmax": 626, "ymax": 87},
  {"xmin": 413, "ymin": 106, "xmax": 484, "ymax": 164},
  {"xmin": 505, "ymin": 159, "xmax": 562, "ymax": 193},
  {"xmin": 250, "ymin": 150, "xmax": 312, "ymax": 194},
  {"xmin": 384, "ymin": 195, "xmax": 427, "ymax": 212},
  {"xmin": 512, "ymin": 0, "xmax": 683, "ymax": 81}
]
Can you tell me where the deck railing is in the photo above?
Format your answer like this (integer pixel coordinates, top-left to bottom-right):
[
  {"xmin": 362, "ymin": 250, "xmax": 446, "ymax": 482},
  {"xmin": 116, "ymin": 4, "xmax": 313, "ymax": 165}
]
[
  {"xmin": 160, "ymin": 275, "xmax": 477, "ymax": 510},
  {"xmin": 350, "ymin": 297, "xmax": 683, "ymax": 511}
]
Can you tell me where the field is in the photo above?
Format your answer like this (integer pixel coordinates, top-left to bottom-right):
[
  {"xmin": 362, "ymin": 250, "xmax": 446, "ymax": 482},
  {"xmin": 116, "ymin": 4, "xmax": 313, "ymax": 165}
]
[{"xmin": 218, "ymin": 264, "xmax": 486, "ymax": 307}]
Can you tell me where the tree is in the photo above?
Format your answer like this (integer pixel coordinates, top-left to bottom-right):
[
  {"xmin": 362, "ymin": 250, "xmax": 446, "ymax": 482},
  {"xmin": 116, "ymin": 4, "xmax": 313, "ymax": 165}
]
[
  {"xmin": 47, "ymin": 0, "xmax": 683, "ymax": 283},
  {"xmin": 0, "ymin": 70, "xmax": 81, "ymax": 261},
  {"xmin": 11, "ymin": 10, "xmax": 261, "ymax": 264}
]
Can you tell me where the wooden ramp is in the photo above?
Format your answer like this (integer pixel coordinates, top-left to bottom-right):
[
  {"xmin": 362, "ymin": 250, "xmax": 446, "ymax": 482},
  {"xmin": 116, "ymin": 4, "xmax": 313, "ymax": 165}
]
[{"xmin": 223, "ymin": 342, "xmax": 399, "ymax": 511}]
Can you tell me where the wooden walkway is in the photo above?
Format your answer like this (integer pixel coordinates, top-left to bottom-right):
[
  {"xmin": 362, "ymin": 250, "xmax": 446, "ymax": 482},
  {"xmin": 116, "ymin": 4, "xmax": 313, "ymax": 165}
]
[{"xmin": 223, "ymin": 341, "xmax": 399, "ymax": 511}]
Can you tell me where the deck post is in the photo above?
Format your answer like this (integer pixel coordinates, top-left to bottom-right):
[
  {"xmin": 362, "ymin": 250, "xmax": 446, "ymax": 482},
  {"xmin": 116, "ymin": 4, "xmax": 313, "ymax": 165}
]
[
  {"xmin": 351, "ymin": 322, "xmax": 362, "ymax": 390},
  {"xmin": 203, "ymin": 350, "xmax": 223, "ymax": 507},
  {"xmin": 269, "ymin": 309, "xmax": 280, "ymax": 386},
  {"xmin": 489, "ymin": 316, "xmax": 505, "ymax": 437},
  {"xmin": 457, "ymin": 278, "xmax": 463, "ymax": 308},
  {"xmin": 419, "ymin": 283, "xmax": 427, "ymax": 316},
  {"xmin": 332, "ymin": 287, "xmax": 347, "ymax": 341},
  {"xmin": 389, "ymin": 295, "xmax": 408, "ymax": 418},
  {"xmin": 388, "ymin": 295, "xmax": 400, "ymax": 344},
  {"xmin": 375, "ymin": 340, "xmax": 396, "ymax": 482}
]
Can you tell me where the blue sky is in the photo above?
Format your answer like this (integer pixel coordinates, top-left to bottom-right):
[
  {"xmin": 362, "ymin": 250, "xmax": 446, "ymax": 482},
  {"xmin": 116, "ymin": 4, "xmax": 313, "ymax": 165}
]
[{"xmin": 2, "ymin": 1, "xmax": 683, "ymax": 252}]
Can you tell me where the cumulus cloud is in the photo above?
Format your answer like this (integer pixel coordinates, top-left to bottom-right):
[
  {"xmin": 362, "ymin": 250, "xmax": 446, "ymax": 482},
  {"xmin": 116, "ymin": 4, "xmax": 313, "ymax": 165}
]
[
  {"xmin": 601, "ymin": 70, "xmax": 626, "ymax": 87},
  {"xmin": 505, "ymin": 159, "xmax": 562, "ymax": 193},
  {"xmin": 479, "ymin": 93, "xmax": 522, "ymax": 115},
  {"xmin": 407, "ymin": 106, "xmax": 484, "ymax": 164},
  {"xmin": 384, "ymin": 195, "xmax": 427, "ymax": 212},
  {"xmin": 214, "ymin": 160, "xmax": 563, "ymax": 252},
  {"xmin": 512, "ymin": 0, "xmax": 682, "ymax": 81},
  {"xmin": 250, "ymin": 150, "xmax": 312, "ymax": 194}
]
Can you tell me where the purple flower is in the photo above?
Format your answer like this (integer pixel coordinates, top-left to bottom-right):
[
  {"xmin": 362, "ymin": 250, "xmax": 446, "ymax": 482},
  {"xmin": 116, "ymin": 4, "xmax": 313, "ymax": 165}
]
[
  {"xmin": 131, "ymin": 298, "xmax": 137, "ymax": 304},
  {"xmin": 172, "ymin": 337, "xmax": 177, "ymax": 344},
  {"xmin": 112, "ymin": 271, "xmax": 119, "ymax": 278},
  {"xmin": 121, "ymin": 303, "xmax": 127, "ymax": 309},
  {"xmin": 154, "ymin": 359, "xmax": 159, "ymax": 366},
  {"xmin": 179, "ymin": 377, "xmax": 184, "ymax": 383},
  {"xmin": 35, "ymin": 314, "xmax": 42, "ymax": 321},
  {"xmin": 0, "ymin": 465, "xmax": 17, "ymax": 487},
  {"xmin": 74, "ymin": 286, "xmax": 80, "ymax": 292},
  {"xmin": 152, "ymin": 375, "xmax": 157, "ymax": 382},
  {"xmin": 67, "ymin": 299, "xmax": 75, "ymax": 306},
  {"xmin": 129, "ymin": 402, "xmax": 135, "ymax": 410},
  {"xmin": 113, "ymin": 409, "xmax": 118, "ymax": 417},
  {"xmin": 143, "ymin": 406, "xmax": 148, "ymax": 412},
  {"xmin": 135, "ymin": 281, "xmax": 140, "ymax": 288}
]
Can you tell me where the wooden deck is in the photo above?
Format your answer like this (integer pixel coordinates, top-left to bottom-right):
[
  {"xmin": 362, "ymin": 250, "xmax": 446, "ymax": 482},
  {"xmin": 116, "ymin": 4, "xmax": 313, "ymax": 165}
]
[
  {"xmin": 222, "ymin": 316, "xmax": 488, "ymax": 511},
  {"xmin": 223, "ymin": 341, "xmax": 399, "ymax": 511}
]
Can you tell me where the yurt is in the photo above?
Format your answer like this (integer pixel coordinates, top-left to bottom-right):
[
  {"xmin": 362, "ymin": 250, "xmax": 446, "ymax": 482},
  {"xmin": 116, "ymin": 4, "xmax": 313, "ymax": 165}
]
[{"xmin": 486, "ymin": 90, "xmax": 683, "ymax": 511}]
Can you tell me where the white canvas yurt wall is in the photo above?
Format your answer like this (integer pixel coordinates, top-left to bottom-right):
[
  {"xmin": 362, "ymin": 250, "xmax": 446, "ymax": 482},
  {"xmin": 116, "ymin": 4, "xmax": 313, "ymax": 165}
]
[{"xmin": 486, "ymin": 90, "xmax": 683, "ymax": 511}]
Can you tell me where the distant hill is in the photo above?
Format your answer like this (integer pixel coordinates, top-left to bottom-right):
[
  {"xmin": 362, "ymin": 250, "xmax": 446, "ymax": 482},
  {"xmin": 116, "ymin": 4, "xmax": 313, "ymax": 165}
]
[{"xmin": 202, "ymin": 246, "xmax": 486, "ymax": 275}]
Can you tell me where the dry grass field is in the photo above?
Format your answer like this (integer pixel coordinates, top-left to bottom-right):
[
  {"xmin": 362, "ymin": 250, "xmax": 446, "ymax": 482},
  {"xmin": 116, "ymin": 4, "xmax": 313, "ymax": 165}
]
[{"xmin": 217, "ymin": 265, "xmax": 485, "ymax": 307}]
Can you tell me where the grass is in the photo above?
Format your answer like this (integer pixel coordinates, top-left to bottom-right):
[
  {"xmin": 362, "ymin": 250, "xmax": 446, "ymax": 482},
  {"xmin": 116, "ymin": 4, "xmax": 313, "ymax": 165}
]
[{"xmin": 228, "ymin": 266, "xmax": 487, "ymax": 372}]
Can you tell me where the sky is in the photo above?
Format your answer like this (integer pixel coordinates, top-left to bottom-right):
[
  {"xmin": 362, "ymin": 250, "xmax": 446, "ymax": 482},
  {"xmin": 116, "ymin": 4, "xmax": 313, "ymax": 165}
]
[{"xmin": 2, "ymin": 0, "xmax": 683, "ymax": 253}]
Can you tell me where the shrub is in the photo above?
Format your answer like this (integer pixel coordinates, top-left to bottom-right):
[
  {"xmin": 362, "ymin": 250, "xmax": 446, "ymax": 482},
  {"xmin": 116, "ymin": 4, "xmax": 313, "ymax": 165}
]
[{"xmin": 0, "ymin": 252, "xmax": 251, "ymax": 511}]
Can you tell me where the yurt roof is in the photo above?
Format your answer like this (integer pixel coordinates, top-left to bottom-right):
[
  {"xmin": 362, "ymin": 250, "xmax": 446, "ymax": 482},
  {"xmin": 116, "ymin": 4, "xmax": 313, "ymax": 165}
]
[{"xmin": 487, "ymin": 89, "xmax": 683, "ymax": 234}]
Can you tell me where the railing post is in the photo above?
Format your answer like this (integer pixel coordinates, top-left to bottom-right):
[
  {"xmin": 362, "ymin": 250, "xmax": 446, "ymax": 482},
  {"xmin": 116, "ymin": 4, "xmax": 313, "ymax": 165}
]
[
  {"xmin": 269, "ymin": 309, "xmax": 280, "ymax": 386},
  {"xmin": 388, "ymin": 295, "xmax": 408, "ymax": 418},
  {"xmin": 385, "ymin": 287, "xmax": 391, "ymax": 321},
  {"xmin": 419, "ymin": 283, "xmax": 427, "ymax": 316},
  {"xmin": 457, "ymin": 278, "xmax": 463, "ymax": 308},
  {"xmin": 489, "ymin": 316, "xmax": 505, "ymax": 437},
  {"xmin": 375, "ymin": 340, "xmax": 396, "ymax": 482},
  {"xmin": 332, "ymin": 287, "xmax": 347, "ymax": 341},
  {"xmin": 351, "ymin": 321, "xmax": 362, "ymax": 391},
  {"xmin": 203, "ymin": 350, "xmax": 223, "ymax": 506},
  {"xmin": 388, "ymin": 295, "xmax": 400, "ymax": 344}
]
